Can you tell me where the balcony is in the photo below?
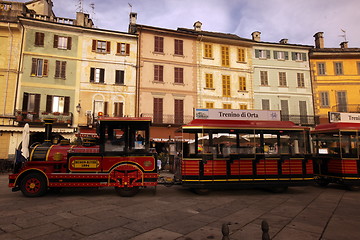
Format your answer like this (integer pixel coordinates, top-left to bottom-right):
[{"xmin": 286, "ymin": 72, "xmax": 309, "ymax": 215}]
[
  {"xmin": 280, "ymin": 115, "xmax": 316, "ymax": 126},
  {"xmin": 140, "ymin": 114, "xmax": 194, "ymax": 126},
  {"xmin": 15, "ymin": 110, "xmax": 73, "ymax": 127},
  {"xmin": 331, "ymin": 104, "xmax": 360, "ymax": 113}
]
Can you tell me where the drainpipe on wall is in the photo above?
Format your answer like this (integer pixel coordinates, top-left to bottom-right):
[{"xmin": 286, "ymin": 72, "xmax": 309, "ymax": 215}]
[
  {"xmin": 4, "ymin": 23, "xmax": 13, "ymax": 117},
  {"xmin": 14, "ymin": 20, "xmax": 25, "ymax": 118}
]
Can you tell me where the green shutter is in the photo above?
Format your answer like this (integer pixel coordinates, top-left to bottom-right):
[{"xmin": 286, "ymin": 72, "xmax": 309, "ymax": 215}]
[
  {"xmin": 255, "ymin": 49, "xmax": 259, "ymax": 58},
  {"xmin": 266, "ymin": 50, "xmax": 271, "ymax": 59},
  {"xmin": 274, "ymin": 51, "xmax": 278, "ymax": 59},
  {"xmin": 285, "ymin": 52, "xmax": 289, "ymax": 60}
]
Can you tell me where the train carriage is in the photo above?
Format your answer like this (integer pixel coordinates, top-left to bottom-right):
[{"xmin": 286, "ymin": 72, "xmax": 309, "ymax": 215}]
[
  {"xmin": 312, "ymin": 122, "xmax": 360, "ymax": 189},
  {"xmin": 175, "ymin": 119, "xmax": 314, "ymax": 192}
]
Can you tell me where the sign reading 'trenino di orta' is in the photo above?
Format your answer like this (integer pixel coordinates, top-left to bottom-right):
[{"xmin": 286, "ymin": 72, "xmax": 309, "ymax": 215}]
[{"xmin": 195, "ymin": 109, "xmax": 281, "ymax": 121}]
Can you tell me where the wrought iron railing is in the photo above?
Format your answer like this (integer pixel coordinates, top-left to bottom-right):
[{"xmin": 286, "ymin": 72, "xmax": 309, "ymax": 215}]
[
  {"xmin": 280, "ymin": 115, "xmax": 316, "ymax": 126},
  {"xmin": 331, "ymin": 104, "xmax": 360, "ymax": 113},
  {"xmin": 140, "ymin": 113, "xmax": 194, "ymax": 126},
  {"xmin": 15, "ymin": 110, "xmax": 73, "ymax": 126}
]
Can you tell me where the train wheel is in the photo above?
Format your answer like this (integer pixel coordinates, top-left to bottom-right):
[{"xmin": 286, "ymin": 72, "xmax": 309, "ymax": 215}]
[
  {"xmin": 315, "ymin": 177, "xmax": 329, "ymax": 187},
  {"xmin": 20, "ymin": 173, "xmax": 47, "ymax": 197},
  {"xmin": 115, "ymin": 186, "xmax": 140, "ymax": 197}
]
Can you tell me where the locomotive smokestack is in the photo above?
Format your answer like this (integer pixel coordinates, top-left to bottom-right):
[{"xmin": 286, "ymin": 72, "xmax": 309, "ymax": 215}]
[{"xmin": 44, "ymin": 119, "xmax": 54, "ymax": 144}]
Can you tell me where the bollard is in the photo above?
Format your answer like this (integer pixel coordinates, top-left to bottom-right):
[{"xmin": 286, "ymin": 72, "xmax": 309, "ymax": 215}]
[
  {"xmin": 261, "ymin": 220, "xmax": 270, "ymax": 240},
  {"xmin": 222, "ymin": 222, "xmax": 231, "ymax": 240}
]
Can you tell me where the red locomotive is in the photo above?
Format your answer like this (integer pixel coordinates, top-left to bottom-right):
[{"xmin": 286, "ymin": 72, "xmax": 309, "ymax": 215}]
[{"xmin": 9, "ymin": 118, "xmax": 158, "ymax": 197}]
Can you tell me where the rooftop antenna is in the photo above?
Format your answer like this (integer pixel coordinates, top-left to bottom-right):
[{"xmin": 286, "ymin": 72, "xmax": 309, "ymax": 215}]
[
  {"xmin": 128, "ymin": 3, "xmax": 133, "ymax": 12},
  {"xmin": 339, "ymin": 29, "xmax": 347, "ymax": 42},
  {"xmin": 90, "ymin": 2, "xmax": 97, "ymax": 28},
  {"xmin": 76, "ymin": 0, "xmax": 84, "ymax": 13}
]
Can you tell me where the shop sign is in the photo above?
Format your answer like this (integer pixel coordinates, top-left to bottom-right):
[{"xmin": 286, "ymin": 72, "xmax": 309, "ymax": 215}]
[
  {"xmin": 195, "ymin": 109, "xmax": 281, "ymax": 121},
  {"xmin": 329, "ymin": 112, "xmax": 360, "ymax": 123}
]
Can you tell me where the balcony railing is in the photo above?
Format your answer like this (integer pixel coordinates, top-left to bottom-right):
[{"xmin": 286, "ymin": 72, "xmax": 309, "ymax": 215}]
[
  {"xmin": 140, "ymin": 114, "xmax": 193, "ymax": 126},
  {"xmin": 15, "ymin": 110, "xmax": 73, "ymax": 126},
  {"xmin": 280, "ymin": 115, "xmax": 316, "ymax": 126},
  {"xmin": 331, "ymin": 104, "xmax": 360, "ymax": 113}
]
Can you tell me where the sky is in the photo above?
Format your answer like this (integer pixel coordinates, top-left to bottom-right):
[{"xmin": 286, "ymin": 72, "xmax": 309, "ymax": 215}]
[{"xmin": 16, "ymin": 0, "xmax": 360, "ymax": 48}]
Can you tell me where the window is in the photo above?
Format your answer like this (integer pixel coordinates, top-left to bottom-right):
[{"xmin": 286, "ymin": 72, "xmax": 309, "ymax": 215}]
[
  {"xmin": 114, "ymin": 102, "xmax": 123, "ymax": 117},
  {"xmin": 174, "ymin": 67, "xmax": 184, "ymax": 84},
  {"xmin": 154, "ymin": 36, "xmax": 164, "ymax": 53},
  {"xmin": 221, "ymin": 46, "xmax": 230, "ymax": 67},
  {"xmin": 90, "ymin": 68, "xmax": 105, "ymax": 83},
  {"xmin": 239, "ymin": 77, "xmax": 246, "ymax": 91},
  {"xmin": 54, "ymin": 35, "xmax": 71, "ymax": 50},
  {"xmin": 154, "ymin": 65, "xmax": 164, "ymax": 82},
  {"xmin": 317, "ymin": 63, "xmax": 326, "ymax": 75},
  {"xmin": 297, "ymin": 73, "xmax": 305, "ymax": 87},
  {"xmin": 31, "ymin": 58, "xmax": 48, "ymax": 77},
  {"xmin": 206, "ymin": 102, "xmax": 214, "ymax": 108},
  {"xmin": 153, "ymin": 98, "xmax": 163, "ymax": 123},
  {"xmin": 92, "ymin": 40, "xmax": 110, "ymax": 53},
  {"xmin": 174, "ymin": 99, "xmax": 184, "ymax": 124},
  {"xmin": 255, "ymin": 49, "xmax": 270, "ymax": 59},
  {"xmin": 174, "ymin": 39, "xmax": 183, "ymax": 55},
  {"xmin": 116, "ymin": 43, "xmax": 130, "ymax": 55},
  {"xmin": 274, "ymin": 51, "xmax": 288, "ymax": 60},
  {"xmin": 334, "ymin": 62, "xmax": 343, "ymax": 75},
  {"xmin": 94, "ymin": 100, "xmax": 105, "ymax": 116},
  {"xmin": 279, "ymin": 72, "xmax": 287, "ymax": 87},
  {"xmin": 239, "ymin": 104, "xmax": 247, "ymax": 110},
  {"xmin": 35, "ymin": 32, "xmax": 44, "ymax": 46},
  {"xmin": 46, "ymin": 95, "xmax": 70, "ymax": 113},
  {"xmin": 281, "ymin": 100, "xmax": 289, "ymax": 120},
  {"xmin": 262, "ymin": 99, "xmax": 270, "ymax": 110},
  {"xmin": 292, "ymin": 52, "xmax": 307, "ymax": 61},
  {"xmin": 320, "ymin": 92, "xmax": 329, "ymax": 108},
  {"xmin": 55, "ymin": 61, "xmax": 66, "ymax": 79},
  {"xmin": 336, "ymin": 91, "xmax": 347, "ymax": 112},
  {"xmin": 22, "ymin": 92, "xmax": 40, "ymax": 113},
  {"xmin": 357, "ymin": 62, "xmax": 360, "ymax": 75},
  {"xmin": 223, "ymin": 103, "xmax": 231, "ymax": 109},
  {"xmin": 260, "ymin": 71, "xmax": 268, "ymax": 86},
  {"xmin": 205, "ymin": 73, "xmax": 213, "ymax": 88},
  {"xmin": 222, "ymin": 75, "xmax": 231, "ymax": 97},
  {"xmin": 115, "ymin": 70, "xmax": 125, "ymax": 85},
  {"xmin": 238, "ymin": 48, "xmax": 245, "ymax": 62},
  {"xmin": 204, "ymin": 43, "xmax": 213, "ymax": 58}
]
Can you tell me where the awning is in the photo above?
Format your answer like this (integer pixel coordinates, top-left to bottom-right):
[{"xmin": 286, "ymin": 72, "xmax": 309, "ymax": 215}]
[{"xmin": 0, "ymin": 126, "xmax": 75, "ymax": 133}]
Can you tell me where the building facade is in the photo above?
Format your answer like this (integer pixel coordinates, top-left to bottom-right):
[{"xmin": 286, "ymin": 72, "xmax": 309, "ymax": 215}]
[
  {"xmin": 252, "ymin": 32, "xmax": 314, "ymax": 125},
  {"xmin": 310, "ymin": 32, "xmax": 360, "ymax": 123}
]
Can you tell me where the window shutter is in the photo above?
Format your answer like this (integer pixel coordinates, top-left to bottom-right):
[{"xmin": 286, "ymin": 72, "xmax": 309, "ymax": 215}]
[
  {"xmin": 40, "ymin": 33, "xmax": 44, "ymax": 46},
  {"xmin": 34, "ymin": 94, "xmax": 41, "ymax": 113},
  {"xmin": 43, "ymin": 59, "xmax": 48, "ymax": 76},
  {"xmin": 115, "ymin": 70, "xmax": 120, "ymax": 83},
  {"xmin": 100, "ymin": 68, "xmax": 105, "ymax": 83},
  {"xmin": 120, "ymin": 70, "xmax": 124, "ymax": 84},
  {"xmin": 302, "ymin": 53, "xmax": 307, "ymax": 61},
  {"xmin": 266, "ymin": 50, "xmax": 271, "ymax": 59},
  {"xmin": 117, "ymin": 43, "xmax": 120, "ymax": 54},
  {"xmin": 104, "ymin": 101, "xmax": 108, "ymax": 116},
  {"xmin": 46, "ymin": 95, "xmax": 52, "ymax": 112},
  {"xmin": 22, "ymin": 92, "xmax": 29, "ymax": 111},
  {"xmin": 92, "ymin": 40, "xmax": 97, "ymax": 51},
  {"xmin": 67, "ymin": 37, "xmax": 72, "ymax": 50},
  {"xmin": 35, "ymin": 32, "xmax": 39, "ymax": 45},
  {"xmin": 285, "ymin": 52, "xmax": 289, "ymax": 60},
  {"xmin": 55, "ymin": 60, "xmax": 60, "ymax": 78},
  {"xmin": 53, "ymin": 35, "xmax": 58, "ymax": 48},
  {"xmin": 61, "ymin": 61, "xmax": 66, "ymax": 79},
  {"xmin": 106, "ymin": 41, "xmax": 111, "ymax": 53},
  {"xmin": 64, "ymin": 96, "xmax": 70, "ymax": 114},
  {"xmin": 90, "ymin": 68, "xmax": 95, "ymax": 82},
  {"xmin": 292, "ymin": 52, "xmax": 296, "ymax": 60},
  {"xmin": 274, "ymin": 51, "xmax": 278, "ymax": 59},
  {"xmin": 31, "ymin": 58, "xmax": 37, "ymax": 76},
  {"xmin": 159, "ymin": 66, "xmax": 163, "ymax": 82},
  {"xmin": 126, "ymin": 43, "xmax": 130, "ymax": 55},
  {"xmin": 255, "ymin": 49, "xmax": 259, "ymax": 58}
]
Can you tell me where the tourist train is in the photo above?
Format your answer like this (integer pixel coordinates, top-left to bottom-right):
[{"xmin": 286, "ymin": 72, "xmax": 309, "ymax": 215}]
[{"xmin": 8, "ymin": 110, "xmax": 360, "ymax": 197}]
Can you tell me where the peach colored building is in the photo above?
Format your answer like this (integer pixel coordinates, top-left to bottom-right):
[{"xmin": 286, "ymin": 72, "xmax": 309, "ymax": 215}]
[{"xmin": 129, "ymin": 13, "xmax": 197, "ymax": 141}]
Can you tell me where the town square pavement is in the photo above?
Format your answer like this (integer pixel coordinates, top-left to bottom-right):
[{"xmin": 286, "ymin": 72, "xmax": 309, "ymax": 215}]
[{"xmin": 0, "ymin": 172, "xmax": 359, "ymax": 240}]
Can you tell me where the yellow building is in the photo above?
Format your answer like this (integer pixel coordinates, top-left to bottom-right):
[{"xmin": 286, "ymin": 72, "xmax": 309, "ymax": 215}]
[{"xmin": 310, "ymin": 32, "xmax": 360, "ymax": 123}]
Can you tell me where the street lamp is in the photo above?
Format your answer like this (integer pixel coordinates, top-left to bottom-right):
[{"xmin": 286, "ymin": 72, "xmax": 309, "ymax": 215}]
[{"xmin": 76, "ymin": 103, "xmax": 81, "ymax": 113}]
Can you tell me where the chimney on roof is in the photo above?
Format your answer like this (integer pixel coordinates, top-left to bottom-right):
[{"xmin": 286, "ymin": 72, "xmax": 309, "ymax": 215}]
[
  {"xmin": 252, "ymin": 31, "xmax": 261, "ymax": 41},
  {"xmin": 128, "ymin": 12, "xmax": 137, "ymax": 33},
  {"xmin": 279, "ymin": 39, "xmax": 288, "ymax": 44},
  {"xmin": 313, "ymin": 32, "xmax": 324, "ymax": 48},
  {"xmin": 193, "ymin": 21, "xmax": 202, "ymax": 31},
  {"xmin": 340, "ymin": 41, "xmax": 348, "ymax": 49},
  {"xmin": 76, "ymin": 12, "xmax": 94, "ymax": 27}
]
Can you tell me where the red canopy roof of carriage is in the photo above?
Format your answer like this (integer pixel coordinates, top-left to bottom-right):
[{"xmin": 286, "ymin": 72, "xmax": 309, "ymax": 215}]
[{"xmin": 313, "ymin": 122, "xmax": 360, "ymax": 132}]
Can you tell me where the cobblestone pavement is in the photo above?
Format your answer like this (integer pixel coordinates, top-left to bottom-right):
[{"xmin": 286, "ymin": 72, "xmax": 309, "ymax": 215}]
[{"xmin": 0, "ymin": 173, "xmax": 359, "ymax": 240}]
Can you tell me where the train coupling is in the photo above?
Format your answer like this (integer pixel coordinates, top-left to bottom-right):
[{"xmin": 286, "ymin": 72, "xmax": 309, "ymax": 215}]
[{"xmin": 158, "ymin": 175, "xmax": 174, "ymax": 186}]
